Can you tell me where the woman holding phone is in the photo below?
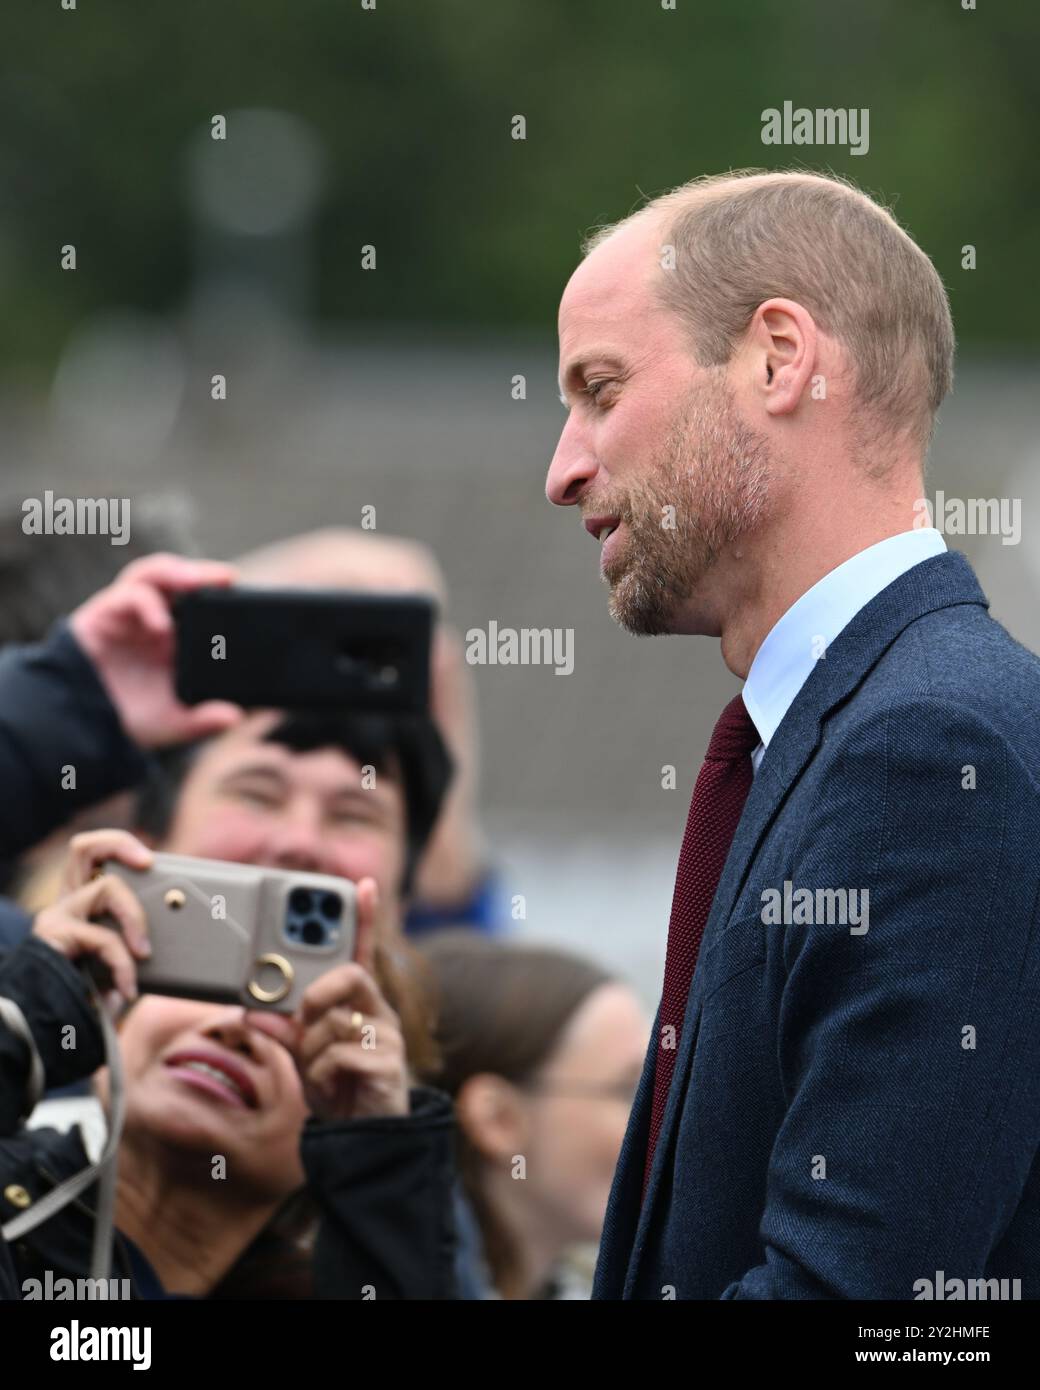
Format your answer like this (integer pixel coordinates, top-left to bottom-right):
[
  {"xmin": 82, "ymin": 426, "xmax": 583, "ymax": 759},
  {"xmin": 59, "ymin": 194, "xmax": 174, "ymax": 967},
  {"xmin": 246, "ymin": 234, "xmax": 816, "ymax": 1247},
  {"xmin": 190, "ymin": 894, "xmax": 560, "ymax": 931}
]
[{"xmin": 0, "ymin": 829, "xmax": 457, "ymax": 1300}]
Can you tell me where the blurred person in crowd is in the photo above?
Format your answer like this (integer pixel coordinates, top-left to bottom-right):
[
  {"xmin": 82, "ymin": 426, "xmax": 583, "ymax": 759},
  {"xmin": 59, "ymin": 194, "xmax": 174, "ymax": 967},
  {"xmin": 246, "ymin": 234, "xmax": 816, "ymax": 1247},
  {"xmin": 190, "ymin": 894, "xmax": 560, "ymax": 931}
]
[
  {"xmin": 13, "ymin": 653, "xmax": 455, "ymax": 1089},
  {"xmin": 417, "ymin": 930, "xmax": 648, "ymax": 1299},
  {"xmin": 0, "ymin": 829, "xmax": 456, "ymax": 1299},
  {"xmin": 118, "ymin": 703, "xmax": 452, "ymax": 1068},
  {"xmin": 235, "ymin": 528, "xmax": 502, "ymax": 937}
]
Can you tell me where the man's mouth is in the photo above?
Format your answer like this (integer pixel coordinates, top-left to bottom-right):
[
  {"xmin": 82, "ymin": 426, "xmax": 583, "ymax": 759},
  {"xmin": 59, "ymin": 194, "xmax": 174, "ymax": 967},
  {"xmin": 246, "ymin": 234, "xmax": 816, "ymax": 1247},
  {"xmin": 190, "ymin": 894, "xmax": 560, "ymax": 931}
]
[{"xmin": 584, "ymin": 515, "xmax": 622, "ymax": 544}]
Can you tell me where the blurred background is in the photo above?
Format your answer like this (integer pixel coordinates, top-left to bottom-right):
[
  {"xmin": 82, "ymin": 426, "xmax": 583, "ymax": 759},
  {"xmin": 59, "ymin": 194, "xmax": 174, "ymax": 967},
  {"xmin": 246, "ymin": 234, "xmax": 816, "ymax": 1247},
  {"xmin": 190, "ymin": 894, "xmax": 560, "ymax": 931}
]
[{"xmin": 2, "ymin": 0, "xmax": 1038, "ymax": 1004}]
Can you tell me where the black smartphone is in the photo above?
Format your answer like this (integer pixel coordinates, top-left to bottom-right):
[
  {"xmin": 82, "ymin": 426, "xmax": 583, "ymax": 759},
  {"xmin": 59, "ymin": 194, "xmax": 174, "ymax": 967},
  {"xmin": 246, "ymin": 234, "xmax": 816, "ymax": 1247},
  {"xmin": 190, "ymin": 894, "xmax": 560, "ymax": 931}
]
[{"xmin": 174, "ymin": 586, "xmax": 435, "ymax": 714}]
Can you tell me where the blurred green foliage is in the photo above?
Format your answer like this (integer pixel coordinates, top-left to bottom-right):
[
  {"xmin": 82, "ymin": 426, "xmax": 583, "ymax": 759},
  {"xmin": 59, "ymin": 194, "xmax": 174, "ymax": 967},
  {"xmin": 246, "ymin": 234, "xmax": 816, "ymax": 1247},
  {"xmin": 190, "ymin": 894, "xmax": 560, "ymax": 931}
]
[{"xmin": 2, "ymin": 0, "xmax": 1037, "ymax": 376}]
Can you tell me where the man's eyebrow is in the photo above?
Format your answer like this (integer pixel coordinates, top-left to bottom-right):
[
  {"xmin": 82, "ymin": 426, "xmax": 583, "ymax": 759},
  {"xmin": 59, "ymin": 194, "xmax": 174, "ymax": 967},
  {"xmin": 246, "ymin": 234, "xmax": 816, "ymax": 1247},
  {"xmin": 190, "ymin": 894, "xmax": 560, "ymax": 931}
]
[
  {"xmin": 557, "ymin": 352, "xmax": 626, "ymax": 401},
  {"xmin": 328, "ymin": 783, "xmax": 394, "ymax": 805},
  {"xmin": 221, "ymin": 761, "xmax": 286, "ymax": 782}
]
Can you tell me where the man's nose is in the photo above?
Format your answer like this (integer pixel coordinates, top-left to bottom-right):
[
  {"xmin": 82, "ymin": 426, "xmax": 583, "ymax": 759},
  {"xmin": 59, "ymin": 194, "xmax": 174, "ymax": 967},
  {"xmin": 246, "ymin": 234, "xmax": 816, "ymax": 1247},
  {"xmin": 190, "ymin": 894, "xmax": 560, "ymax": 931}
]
[
  {"xmin": 546, "ymin": 414, "xmax": 599, "ymax": 507},
  {"xmin": 270, "ymin": 836, "xmax": 324, "ymax": 872},
  {"xmin": 267, "ymin": 805, "xmax": 326, "ymax": 872}
]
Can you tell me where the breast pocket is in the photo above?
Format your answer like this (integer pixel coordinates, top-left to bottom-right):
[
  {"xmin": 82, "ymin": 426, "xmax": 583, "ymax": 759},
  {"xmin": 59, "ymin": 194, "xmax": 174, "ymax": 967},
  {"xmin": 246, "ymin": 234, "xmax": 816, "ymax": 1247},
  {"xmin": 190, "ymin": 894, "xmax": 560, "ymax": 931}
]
[
  {"xmin": 694, "ymin": 911, "xmax": 768, "ymax": 1044},
  {"xmin": 697, "ymin": 910, "xmax": 766, "ymax": 996},
  {"xmin": 678, "ymin": 912, "xmax": 778, "ymax": 1197}
]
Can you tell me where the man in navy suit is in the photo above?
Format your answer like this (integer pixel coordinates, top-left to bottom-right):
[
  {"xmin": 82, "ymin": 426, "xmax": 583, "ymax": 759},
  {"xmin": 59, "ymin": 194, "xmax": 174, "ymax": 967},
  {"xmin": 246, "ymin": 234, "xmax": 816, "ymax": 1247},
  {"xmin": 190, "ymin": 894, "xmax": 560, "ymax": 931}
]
[{"xmin": 546, "ymin": 170, "xmax": 1040, "ymax": 1299}]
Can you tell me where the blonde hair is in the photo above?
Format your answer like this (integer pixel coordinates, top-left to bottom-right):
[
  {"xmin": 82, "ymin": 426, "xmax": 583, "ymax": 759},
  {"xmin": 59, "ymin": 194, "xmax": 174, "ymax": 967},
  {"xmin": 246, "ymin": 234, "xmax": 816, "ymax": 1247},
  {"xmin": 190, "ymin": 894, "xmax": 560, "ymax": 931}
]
[{"xmin": 583, "ymin": 169, "xmax": 954, "ymax": 454}]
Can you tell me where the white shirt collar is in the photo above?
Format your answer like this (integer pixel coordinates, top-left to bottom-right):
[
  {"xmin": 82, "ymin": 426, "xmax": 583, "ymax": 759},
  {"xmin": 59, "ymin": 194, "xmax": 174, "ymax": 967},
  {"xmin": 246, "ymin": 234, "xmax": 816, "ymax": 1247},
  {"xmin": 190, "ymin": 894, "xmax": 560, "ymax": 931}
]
[{"xmin": 742, "ymin": 528, "xmax": 948, "ymax": 768}]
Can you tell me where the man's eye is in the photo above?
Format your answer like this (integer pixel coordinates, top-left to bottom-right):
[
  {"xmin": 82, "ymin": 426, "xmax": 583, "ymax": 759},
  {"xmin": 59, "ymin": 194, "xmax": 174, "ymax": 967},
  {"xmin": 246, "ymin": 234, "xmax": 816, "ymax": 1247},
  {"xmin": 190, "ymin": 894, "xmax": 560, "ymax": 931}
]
[
  {"xmin": 329, "ymin": 804, "xmax": 378, "ymax": 825},
  {"xmin": 584, "ymin": 380, "xmax": 615, "ymax": 405},
  {"xmin": 233, "ymin": 786, "xmax": 280, "ymax": 809}
]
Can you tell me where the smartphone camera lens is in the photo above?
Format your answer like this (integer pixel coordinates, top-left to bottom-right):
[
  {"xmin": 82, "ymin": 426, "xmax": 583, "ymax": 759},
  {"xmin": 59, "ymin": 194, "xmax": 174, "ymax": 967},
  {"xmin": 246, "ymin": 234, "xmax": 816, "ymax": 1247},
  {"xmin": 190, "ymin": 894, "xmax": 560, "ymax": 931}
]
[
  {"xmin": 301, "ymin": 919, "xmax": 326, "ymax": 947},
  {"xmin": 284, "ymin": 883, "xmax": 340, "ymax": 951}
]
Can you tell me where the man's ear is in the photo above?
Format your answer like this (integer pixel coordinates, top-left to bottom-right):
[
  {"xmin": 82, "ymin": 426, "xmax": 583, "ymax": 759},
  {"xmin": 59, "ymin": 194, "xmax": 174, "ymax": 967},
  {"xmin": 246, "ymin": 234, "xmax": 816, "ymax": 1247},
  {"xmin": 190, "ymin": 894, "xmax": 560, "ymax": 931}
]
[{"xmin": 749, "ymin": 297, "xmax": 817, "ymax": 418}]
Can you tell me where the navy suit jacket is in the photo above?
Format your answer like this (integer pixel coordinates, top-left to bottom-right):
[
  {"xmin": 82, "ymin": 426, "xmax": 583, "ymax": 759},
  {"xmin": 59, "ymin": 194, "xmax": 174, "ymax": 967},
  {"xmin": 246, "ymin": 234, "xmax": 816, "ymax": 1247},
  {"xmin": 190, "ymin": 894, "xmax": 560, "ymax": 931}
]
[{"xmin": 593, "ymin": 549, "xmax": 1040, "ymax": 1299}]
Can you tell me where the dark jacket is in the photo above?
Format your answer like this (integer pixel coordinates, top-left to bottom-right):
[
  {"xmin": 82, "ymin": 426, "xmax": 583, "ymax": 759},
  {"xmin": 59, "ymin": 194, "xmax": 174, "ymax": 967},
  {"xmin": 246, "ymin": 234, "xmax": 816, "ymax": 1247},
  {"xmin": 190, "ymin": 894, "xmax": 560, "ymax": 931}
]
[
  {"xmin": 0, "ymin": 620, "xmax": 150, "ymax": 948},
  {"xmin": 594, "ymin": 550, "xmax": 1040, "ymax": 1300},
  {"xmin": 0, "ymin": 936, "xmax": 458, "ymax": 1299}
]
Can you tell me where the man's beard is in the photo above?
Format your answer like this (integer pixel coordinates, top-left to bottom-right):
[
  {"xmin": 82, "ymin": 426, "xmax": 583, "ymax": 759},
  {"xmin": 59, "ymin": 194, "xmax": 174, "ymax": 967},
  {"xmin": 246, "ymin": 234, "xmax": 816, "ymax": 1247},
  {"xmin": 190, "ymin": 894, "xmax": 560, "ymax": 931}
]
[{"xmin": 603, "ymin": 372, "xmax": 775, "ymax": 635}]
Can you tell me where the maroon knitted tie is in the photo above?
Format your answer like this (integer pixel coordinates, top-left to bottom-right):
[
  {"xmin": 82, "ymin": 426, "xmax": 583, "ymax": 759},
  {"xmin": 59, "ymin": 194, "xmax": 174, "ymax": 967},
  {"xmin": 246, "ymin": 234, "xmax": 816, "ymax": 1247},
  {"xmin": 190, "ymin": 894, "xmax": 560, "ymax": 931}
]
[{"xmin": 643, "ymin": 692, "xmax": 760, "ymax": 1196}]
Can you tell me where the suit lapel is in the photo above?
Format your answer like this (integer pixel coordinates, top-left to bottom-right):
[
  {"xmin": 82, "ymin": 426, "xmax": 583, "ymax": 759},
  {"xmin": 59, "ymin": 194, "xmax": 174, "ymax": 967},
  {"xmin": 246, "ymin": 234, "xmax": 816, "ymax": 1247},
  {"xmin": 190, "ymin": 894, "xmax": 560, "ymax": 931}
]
[{"xmin": 621, "ymin": 551, "xmax": 988, "ymax": 1291}]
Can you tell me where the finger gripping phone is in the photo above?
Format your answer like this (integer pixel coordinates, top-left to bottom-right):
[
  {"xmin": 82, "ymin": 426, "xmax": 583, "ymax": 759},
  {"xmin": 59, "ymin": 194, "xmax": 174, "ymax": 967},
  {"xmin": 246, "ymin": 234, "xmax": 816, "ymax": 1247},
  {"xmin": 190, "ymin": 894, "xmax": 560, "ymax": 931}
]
[{"xmin": 99, "ymin": 854, "xmax": 357, "ymax": 1013}]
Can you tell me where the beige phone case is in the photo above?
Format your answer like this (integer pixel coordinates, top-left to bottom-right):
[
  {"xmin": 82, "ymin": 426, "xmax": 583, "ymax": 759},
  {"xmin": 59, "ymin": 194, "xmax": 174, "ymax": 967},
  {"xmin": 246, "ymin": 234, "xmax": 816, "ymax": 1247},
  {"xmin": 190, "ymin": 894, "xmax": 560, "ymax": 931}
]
[{"xmin": 103, "ymin": 853, "xmax": 357, "ymax": 1013}]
